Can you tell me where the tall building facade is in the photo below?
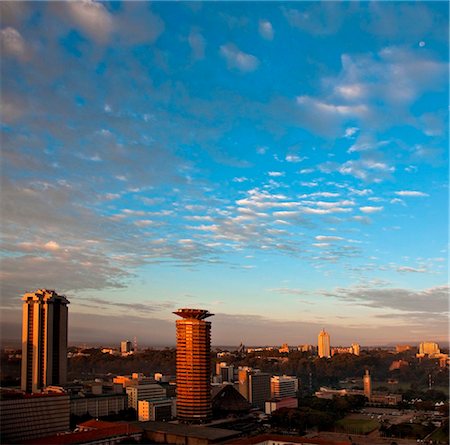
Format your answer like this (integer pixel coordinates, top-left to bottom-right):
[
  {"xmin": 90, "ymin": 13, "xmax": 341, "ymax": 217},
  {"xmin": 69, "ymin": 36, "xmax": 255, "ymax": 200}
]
[
  {"xmin": 271, "ymin": 375, "xmax": 298, "ymax": 399},
  {"xmin": 419, "ymin": 342, "xmax": 440, "ymax": 355},
  {"xmin": 318, "ymin": 329, "xmax": 331, "ymax": 358},
  {"xmin": 174, "ymin": 308, "xmax": 213, "ymax": 423},
  {"xmin": 363, "ymin": 369, "xmax": 372, "ymax": 399},
  {"xmin": 238, "ymin": 367, "xmax": 271, "ymax": 409},
  {"xmin": 21, "ymin": 289, "xmax": 69, "ymax": 393}
]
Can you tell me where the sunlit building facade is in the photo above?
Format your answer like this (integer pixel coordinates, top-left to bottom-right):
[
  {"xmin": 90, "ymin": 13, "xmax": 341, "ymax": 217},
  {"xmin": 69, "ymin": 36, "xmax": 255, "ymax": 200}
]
[
  {"xmin": 318, "ymin": 329, "xmax": 331, "ymax": 358},
  {"xmin": 174, "ymin": 308, "xmax": 213, "ymax": 423},
  {"xmin": 363, "ymin": 369, "xmax": 372, "ymax": 399},
  {"xmin": 21, "ymin": 289, "xmax": 69, "ymax": 393}
]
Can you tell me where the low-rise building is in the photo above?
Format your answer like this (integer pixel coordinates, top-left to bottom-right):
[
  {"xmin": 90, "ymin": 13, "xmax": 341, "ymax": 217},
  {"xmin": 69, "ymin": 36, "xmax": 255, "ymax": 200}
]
[
  {"xmin": 138, "ymin": 398, "xmax": 176, "ymax": 421},
  {"xmin": 126, "ymin": 383, "xmax": 166, "ymax": 411},
  {"xmin": 265, "ymin": 397, "xmax": 298, "ymax": 415},
  {"xmin": 0, "ymin": 390, "xmax": 70, "ymax": 443},
  {"xmin": 70, "ymin": 393, "xmax": 127, "ymax": 417}
]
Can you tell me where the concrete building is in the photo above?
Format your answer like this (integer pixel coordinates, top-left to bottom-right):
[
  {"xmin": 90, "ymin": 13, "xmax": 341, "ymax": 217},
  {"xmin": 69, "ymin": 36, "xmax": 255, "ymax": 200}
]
[
  {"xmin": 216, "ymin": 362, "xmax": 234, "ymax": 383},
  {"xmin": 174, "ymin": 308, "xmax": 213, "ymax": 423},
  {"xmin": 21, "ymin": 289, "xmax": 69, "ymax": 393},
  {"xmin": 278, "ymin": 343, "xmax": 289, "ymax": 353},
  {"xmin": 238, "ymin": 367, "xmax": 271, "ymax": 410},
  {"xmin": 363, "ymin": 369, "xmax": 372, "ymax": 399},
  {"xmin": 298, "ymin": 344, "xmax": 314, "ymax": 353},
  {"xmin": 138, "ymin": 398, "xmax": 175, "ymax": 421},
  {"xmin": 265, "ymin": 397, "xmax": 298, "ymax": 415},
  {"xmin": 126, "ymin": 383, "xmax": 166, "ymax": 411},
  {"xmin": 396, "ymin": 344, "xmax": 412, "ymax": 353},
  {"xmin": 0, "ymin": 390, "xmax": 70, "ymax": 443},
  {"xmin": 351, "ymin": 343, "xmax": 360, "ymax": 356},
  {"xmin": 318, "ymin": 329, "xmax": 330, "ymax": 358},
  {"xmin": 70, "ymin": 393, "xmax": 127, "ymax": 417},
  {"xmin": 270, "ymin": 375, "xmax": 298, "ymax": 399},
  {"xmin": 120, "ymin": 340, "xmax": 133, "ymax": 356},
  {"xmin": 418, "ymin": 342, "xmax": 440, "ymax": 356}
]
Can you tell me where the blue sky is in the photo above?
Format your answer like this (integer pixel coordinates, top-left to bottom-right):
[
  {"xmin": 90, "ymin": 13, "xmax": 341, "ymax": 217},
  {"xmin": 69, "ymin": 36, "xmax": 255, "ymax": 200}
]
[{"xmin": 1, "ymin": 1, "xmax": 448, "ymax": 346}]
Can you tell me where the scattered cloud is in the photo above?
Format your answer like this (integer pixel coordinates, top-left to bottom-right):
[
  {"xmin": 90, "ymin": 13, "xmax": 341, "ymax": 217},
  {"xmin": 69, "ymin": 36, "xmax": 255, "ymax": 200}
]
[
  {"xmin": 259, "ymin": 20, "xmax": 274, "ymax": 40},
  {"xmin": 360, "ymin": 206, "xmax": 383, "ymax": 213},
  {"xmin": 188, "ymin": 28, "xmax": 205, "ymax": 60},
  {"xmin": 220, "ymin": 43, "xmax": 259, "ymax": 72},
  {"xmin": 394, "ymin": 190, "xmax": 429, "ymax": 197}
]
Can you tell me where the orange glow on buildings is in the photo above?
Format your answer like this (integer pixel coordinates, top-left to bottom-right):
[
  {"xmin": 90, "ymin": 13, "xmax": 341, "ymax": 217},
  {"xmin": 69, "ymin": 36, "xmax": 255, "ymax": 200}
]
[{"xmin": 173, "ymin": 308, "xmax": 213, "ymax": 423}]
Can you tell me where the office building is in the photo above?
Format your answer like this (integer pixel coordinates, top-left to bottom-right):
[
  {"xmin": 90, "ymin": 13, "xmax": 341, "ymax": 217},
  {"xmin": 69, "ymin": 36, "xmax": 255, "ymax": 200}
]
[
  {"xmin": 363, "ymin": 369, "xmax": 372, "ymax": 399},
  {"xmin": 0, "ymin": 390, "xmax": 70, "ymax": 443},
  {"xmin": 238, "ymin": 367, "xmax": 271, "ymax": 410},
  {"xmin": 120, "ymin": 340, "xmax": 133, "ymax": 355},
  {"xmin": 138, "ymin": 398, "xmax": 175, "ymax": 421},
  {"xmin": 351, "ymin": 343, "xmax": 360, "ymax": 356},
  {"xmin": 418, "ymin": 342, "xmax": 440, "ymax": 356},
  {"xmin": 70, "ymin": 393, "xmax": 127, "ymax": 417},
  {"xmin": 298, "ymin": 344, "xmax": 314, "ymax": 353},
  {"xmin": 396, "ymin": 344, "xmax": 412, "ymax": 353},
  {"xmin": 174, "ymin": 308, "xmax": 213, "ymax": 422},
  {"xmin": 318, "ymin": 329, "xmax": 331, "ymax": 358},
  {"xmin": 271, "ymin": 375, "xmax": 298, "ymax": 399},
  {"xmin": 126, "ymin": 383, "xmax": 166, "ymax": 411},
  {"xmin": 216, "ymin": 362, "xmax": 234, "ymax": 383},
  {"xmin": 21, "ymin": 289, "xmax": 69, "ymax": 393}
]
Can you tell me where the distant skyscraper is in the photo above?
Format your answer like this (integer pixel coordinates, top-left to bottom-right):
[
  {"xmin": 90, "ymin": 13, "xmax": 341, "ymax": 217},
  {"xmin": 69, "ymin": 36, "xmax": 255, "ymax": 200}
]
[
  {"xmin": 21, "ymin": 289, "xmax": 69, "ymax": 393},
  {"xmin": 174, "ymin": 308, "xmax": 213, "ymax": 423},
  {"xmin": 363, "ymin": 369, "xmax": 372, "ymax": 399},
  {"xmin": 419, "ymin": 342, "xmax": 440, "ymax": 356},
  {"xmin": 238, "ymin": 367, "xmax": 271, "ymax": 409},
  {"xmin": 318, "ymin": 329, "xmax": 331, "ymax": 358},
  {"xmin": 120, "ymin": 340, "xmax": 132, "ymax": 355},
  {"xmin": 351, "ymin": 343, "xmax": 360, "ymax": 356}
]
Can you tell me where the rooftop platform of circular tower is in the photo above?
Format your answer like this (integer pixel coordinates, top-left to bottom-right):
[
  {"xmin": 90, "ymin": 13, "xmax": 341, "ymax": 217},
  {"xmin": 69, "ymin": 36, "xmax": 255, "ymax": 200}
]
[{"xmin": 173, "ymin": 308, "xmax": 214, "ymax": 320}]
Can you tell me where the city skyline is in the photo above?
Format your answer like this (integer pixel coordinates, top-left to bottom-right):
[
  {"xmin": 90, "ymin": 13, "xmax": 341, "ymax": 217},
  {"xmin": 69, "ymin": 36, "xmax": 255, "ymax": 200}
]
[{"xmin": 1, "ymin": 2, "xmax": 448, "ymax": 345}]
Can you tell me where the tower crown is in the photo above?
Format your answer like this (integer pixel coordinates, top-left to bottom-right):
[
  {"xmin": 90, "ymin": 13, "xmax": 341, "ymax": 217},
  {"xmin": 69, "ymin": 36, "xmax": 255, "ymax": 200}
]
[{"xmin": 173, "ymin": 308, "xmax": 213, "ymax": 320}]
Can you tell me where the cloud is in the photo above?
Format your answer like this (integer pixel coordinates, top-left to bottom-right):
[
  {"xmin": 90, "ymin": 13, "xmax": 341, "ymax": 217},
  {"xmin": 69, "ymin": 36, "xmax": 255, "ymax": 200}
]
[
  {"xmin": 397, "ymin": 266, "xmax": 427, "ymax": 273},
  {"xmin": 344, "ymin": 127, "xmax": 359, "ymax": 138},
  {"xmin": 0, "ymin": 27, "xmax": 28, "ymax": 61},
  {"xmin": 286, "ymin": 154, "xmax": 306, "ymax": 163},
  {"xmin": 220, "ymin": 43, "xmax": 259, "ymax": 72},
  {"xmin": 268, "ymin": 171, "xmax": 284, "ymax": 177},
  {"xmin": 360, "ymin": 206, "xmax": 383, "ymax": 213},
  {"xmin": 323, "ymin": 284, "xmax": 448, "ymax": 314},
  {"xmin": 259, "ymin": 20, "xmax": 274, "ymax": 40},
  {"xmin": 395, "ymin": 190, "xmax": 429, "ymax": 197},
  {"xmin": 188, "ymin": 28, "xmax": 205, "ymax": 60},
  {"xmin": 62, "ymin": 0, "xmax": 114, "ymax": 44},
  {"xmin": 315, "ymin": 235, "xmax": 344, "ymax": 241}
]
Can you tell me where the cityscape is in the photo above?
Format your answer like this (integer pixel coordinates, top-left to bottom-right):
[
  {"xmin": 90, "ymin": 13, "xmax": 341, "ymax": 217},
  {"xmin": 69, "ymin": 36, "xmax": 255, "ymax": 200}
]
[{"xmin": 0, "ymin": 1, "xmax": 449, "ymax": 445}]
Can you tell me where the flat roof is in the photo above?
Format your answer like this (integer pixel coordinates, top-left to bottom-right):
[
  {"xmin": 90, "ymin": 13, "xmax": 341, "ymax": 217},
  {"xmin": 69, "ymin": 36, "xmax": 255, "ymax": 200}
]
[
  {"xmin": 140, "ymin": 420, "xmax": 241, "ymax": 440},
  {"xmin": 227, "ymin": 434, "xmax": 351, "ymax": 445}
]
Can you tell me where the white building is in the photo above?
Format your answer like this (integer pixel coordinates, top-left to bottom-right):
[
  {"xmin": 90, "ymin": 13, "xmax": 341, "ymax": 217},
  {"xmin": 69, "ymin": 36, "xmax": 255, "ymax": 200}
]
[
  {"xmin": 126, "ymin": 384, "xmax": 166, "ymax": 411},
  {"xmin": 271, "ymin": 375, "xmax": 298, "ymax": 399}
]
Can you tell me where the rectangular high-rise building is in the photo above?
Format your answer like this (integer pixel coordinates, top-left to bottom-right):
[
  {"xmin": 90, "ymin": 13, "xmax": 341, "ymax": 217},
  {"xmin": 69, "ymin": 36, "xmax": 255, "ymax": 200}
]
[
  {"xmin": 271, "ymin": 375, "xmax": 298, "ymax": 399},
  {"xmin": 21, "ymin": 289, "xmax": 69, "ymax": 393},
  {"xmin": 174, "ymin": 308, "xmax": 213, "ymax": 423},
  {"xmin": 238, "ymin": 367, "xmax": 271, "ymax": 409},
  {"xmin": 318, "ymin": 329, "xmax": 331, "ymax": 358}
]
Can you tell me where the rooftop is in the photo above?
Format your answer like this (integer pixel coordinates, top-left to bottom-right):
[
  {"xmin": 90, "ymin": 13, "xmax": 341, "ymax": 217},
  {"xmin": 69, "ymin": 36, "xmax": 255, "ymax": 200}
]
[
  {"xmin": 173, "ymin": 308, "xmax": 214, "ymax": 320},
  {"xmin": 140, "ymin": 420, "xmax": 241, "ymax": 441},
  {"xmin": 227, "ymin": 434, "xmax": 351, "ymax": 445}
]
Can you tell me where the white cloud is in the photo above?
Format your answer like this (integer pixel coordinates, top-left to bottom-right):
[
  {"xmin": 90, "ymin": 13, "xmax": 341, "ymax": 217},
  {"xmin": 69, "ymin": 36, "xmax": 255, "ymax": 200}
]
[
  {"xmin": 390, "ymin": 198, "xmax": 405, "ymax": 205},
  {"xmin": 256, "ymin": 146, "xmax": 268, "ymax": 155},
  {"xmin": 360, "ymin": 206, "xmax": 383, "ymax": 213},
  {"xmin": 233, "ymin": 177, "xmax": 248, "ymax": 183},
  {"xmin": 315, "ymin": 235, "xmax": 344, "ymax": 241},
  {"xmin": 188, "ymin": 28, "xmax": 205, "ymax": 60},
  {"xmin": 395, "ymin": 190, "xmax": 429, "ymax": 197},
  {"xmin": 397, "ymin": 266, "xmax": 427, "ymax": 273},
  {"xmin": 44, "ymin": 241, "xmax": 60, "ymax": 251},
  {"xmin": 344, "ymin": 127, "xmax": 359, "ymax": 138},
  {"xmin": 259, "ymin": 20, "xmax": 274, "ymax": 40},
  {"xmin": 268, "ymin": 171, "xmax": 284, "ymax": 177},
  {"xmin": 1, "ymin": 27, "xmax": 27, "ymax": 60},
  {"xmin": 286, "ymin": 154, "xmax": 306, "ymax": 163},
  {"xmin": 220, "ymin": 43, "xmax": 259, "ymax": 72},
  {"xmin": 64, "ymin": 0, "xmax": 114, "ymax": 43}
]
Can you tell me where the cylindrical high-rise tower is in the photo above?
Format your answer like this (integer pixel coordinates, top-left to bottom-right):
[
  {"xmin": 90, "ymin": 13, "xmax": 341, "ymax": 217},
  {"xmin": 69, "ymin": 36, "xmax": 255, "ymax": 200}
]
[{"xmin": 174, "ymin": 308, "xmax": 213, "ymax": 423}]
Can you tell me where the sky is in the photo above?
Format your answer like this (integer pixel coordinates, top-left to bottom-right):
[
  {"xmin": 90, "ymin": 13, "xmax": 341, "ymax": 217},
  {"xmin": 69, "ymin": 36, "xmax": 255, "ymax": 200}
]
[{"xmin": 1, "ymin": 1, "xmax": 448, "ymax": 347}]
